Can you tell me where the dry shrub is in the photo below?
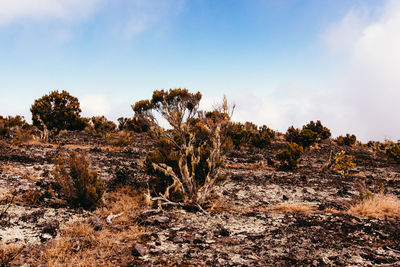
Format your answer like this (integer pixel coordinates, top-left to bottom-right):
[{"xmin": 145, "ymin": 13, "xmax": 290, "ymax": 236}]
[
  {"xmin": 348, "ymin": 194, "xmax": 400, "ymax": 219},
  {"xmin": 267, "ymin": 202, "xmax": 317, "ymax": 214},
  {"xmin": 52, "ymin": 152, "xmax": 104, "ymax": 210},
  {"xmin": 0, "ymin": 244, "xmax": 25, "ymax": 267}
]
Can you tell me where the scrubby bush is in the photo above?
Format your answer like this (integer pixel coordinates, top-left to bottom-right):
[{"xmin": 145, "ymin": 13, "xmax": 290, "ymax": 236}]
[
  {"xmin": 135, "ymin": 89, "xmax": 231, "ymax": 208},
  {"xmin": 386, "ymin": 142, "xmax": 400, "ymax": 163},
  {"xmin": 117, "ymin": 116, "xmax": 150, "ymax": 133},
  {"xmin": 336, "ymin": 134, "xmax": 357, "ymax": 146},
  {"xmin": 286, "ymin": 120, "xmax": 330, "ymax": 148},
  {"xmin": 285, "ymin": 126, "xmax": 318, "ymax": 148},
  {"xmin": 303, "ymin": 120, "xmax": 331, "ymax": 140},
  {"xmin": 227, "ymin": 122, "xmax": 274, "ymax": 149},
  {"xmin": 90, "ymin": 116, "xmax": 116, "ymax": 137},
  {"xmin": 52, "ymin": 152, "xmax": 104, "ymax": 210},
  {"xmin": 334, "ymin": 153, "xmax": 355, "ymax": 175},
  {"xmin": 0, "ymin": 115, "xmax": 29, "ymax": 136},
  {"xmin": 31, "ymin": 90, "xmax": 87, "ymax": 133},
  {"xmin": 276, "ymin": 142, "xmax": 303, "ymax": 170}
]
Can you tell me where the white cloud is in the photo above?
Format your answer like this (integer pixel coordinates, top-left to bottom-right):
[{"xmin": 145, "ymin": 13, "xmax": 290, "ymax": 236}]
[
  {"xmin": 80, "ymin": 94, "xmax": 110, "ymax": 117},
  {"xmin": 322, "ymin": 0, "xmax": 400, "ymax": 141},
  {"xmin": 0, "ymin": 0, "xmax": 102, "ymax": 25}
]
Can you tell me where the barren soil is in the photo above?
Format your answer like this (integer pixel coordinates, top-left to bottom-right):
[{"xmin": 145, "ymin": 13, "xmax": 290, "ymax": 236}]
[{"xmin": 1, "ymin": 131, "xmax": 400, "ymax": 266}]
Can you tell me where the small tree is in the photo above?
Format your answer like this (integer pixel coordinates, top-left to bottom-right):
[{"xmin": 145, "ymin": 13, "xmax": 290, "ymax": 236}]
[
  {"xmin": 31, "ymin": 90, "xmax": 87, "ymax": 133},
  {"xmin": 133, "ymin": 89, "xmax": 232, "ymax": 209}
]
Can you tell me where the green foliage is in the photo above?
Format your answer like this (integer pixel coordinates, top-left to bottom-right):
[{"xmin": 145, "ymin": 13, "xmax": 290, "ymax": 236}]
[
  {"xmin": 30, "ymin": 90, "xmax": 87, "ymax": 133},
  {"xmin": 52, "ymin": 152, "xmax": 104, "ymax": 210},
  {"xmin": 286, "ymin": 120, "xmax": 331, "ymax": 148},
  {"xmin": 386, "ymin": 141, "xmax": 400, "ymax": 163},
  {"xmin": 90, "ymin": 116, "xmax": 116, "ymax": 137},
  {"xmin": 334, "ymin": 153, "xmax": 355, "ymax": 175},
  {"xmin": 336, "ymin": 134, "xmax": 357, "ymax": 146},
  {"xmin": 276, "ymin": 142, "xmax": 303, "ymax": 170},
  {"xmin": 286, "ymin": 126, "xmax": 317, "ymax": 148},
  {"xmin": 135, "ymin": 89, "xmax": 230, "ymax": 207},
  {"xmin": 303, "ymin": 120, "xmax": 331, "ymax": 140},
  {"xmin": 227, "ymin": 122, "xmax": 274, "ymax": 149}
]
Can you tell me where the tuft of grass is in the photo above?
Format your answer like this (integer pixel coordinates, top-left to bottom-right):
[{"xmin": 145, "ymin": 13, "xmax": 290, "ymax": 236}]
[
  {"xmin": 265, "ymin": 202, "xmax": 317, "ymax": 214},
  {"xmin": 348, "ymin": 194, "xmax": 400, "ymax": 219}
]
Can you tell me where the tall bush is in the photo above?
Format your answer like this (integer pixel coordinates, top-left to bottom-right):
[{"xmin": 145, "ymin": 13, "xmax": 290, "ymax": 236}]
[
  {"xmin": 31, "ymin": 90, "xmax": 87, "ymax": 133},
  {"xmin": 134, "ymin": 89, "xmax": 232, "ymax": 209}
]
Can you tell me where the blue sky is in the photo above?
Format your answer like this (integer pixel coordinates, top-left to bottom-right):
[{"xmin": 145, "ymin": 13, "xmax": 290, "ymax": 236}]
[{"xmin": 0, "ymin": 0, "xmax": 398, "ymax": 141}]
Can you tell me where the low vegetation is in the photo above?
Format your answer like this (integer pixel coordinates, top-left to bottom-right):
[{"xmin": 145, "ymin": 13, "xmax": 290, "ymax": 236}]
[
  {"xmin": 276, "ymin": 142, "xmax": 303, "ymax": 170},
  {"xmin": 52, "ymin": 152, "xmax": 104, "ymax": 210}
]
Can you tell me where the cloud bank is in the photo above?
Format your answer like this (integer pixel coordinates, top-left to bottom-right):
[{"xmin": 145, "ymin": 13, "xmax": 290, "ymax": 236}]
[{"xmin": 0, "ymin": 0, "xmax": 102, "ymax": 25}]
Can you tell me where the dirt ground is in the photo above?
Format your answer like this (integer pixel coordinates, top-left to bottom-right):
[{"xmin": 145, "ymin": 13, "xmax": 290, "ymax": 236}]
[{"xmin": 1, "ymin": 131, "xmax": 400, "ymax": 266}]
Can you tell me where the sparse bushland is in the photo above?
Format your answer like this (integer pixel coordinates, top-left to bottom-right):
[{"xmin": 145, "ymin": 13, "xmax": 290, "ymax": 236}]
[
  {"xmin": 336, "ymin": 133, "xmax": 357, "ymax": 146},
  {"xmin": 276, "ymin": 142, "xmax": 303, "ymax": 171},
  {"xmin": 30, "ymin": 90, "xmax": 88, "ymax": 134},
  {"xmin": 134, "ymin": 88, "xmax": 232, "ymax": 209},
  {"xmin": 52, "ymin": 152, "xmax": 104, "ymax": 210},
  {"xmin": 285, "ymin": 120, "xmax": 331, "ymax": 148},
  {"xmin": 90, "ymin": 116, "xmax": 116, "ymax": 137}
]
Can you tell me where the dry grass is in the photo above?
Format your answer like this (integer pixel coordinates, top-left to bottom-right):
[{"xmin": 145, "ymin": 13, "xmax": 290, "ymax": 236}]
[
  {"xmin": 225, "ymin": 161, "xmax": 274, "ymax": 170},
  {"xmin": 18, "ymin": 186, "xmax": 146, "ymax": 266},
  {"xmin": 348, "ymin": 194, "xmax": 400, "ymax": 219},
  {"xmin": 62, "ymin": 144, "xmax": 123, "ymax": 151},
  {"xmin": 265, "ymin": 202, "xmax": 317, "ymax": 214}
]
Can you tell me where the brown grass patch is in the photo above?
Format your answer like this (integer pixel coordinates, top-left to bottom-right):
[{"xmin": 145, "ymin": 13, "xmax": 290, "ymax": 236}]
[
  {"xmin": 225, "ymin": 161, "xmax": 274, "ymax": 170},
  {"xmin": 348, "ymin": 194, "xmax": 400, "ymax": 219},
  {"xmin": 265, "ymin": 202, "xmax": 317, "ymax": 214},
  {"xmin": 19, "ymin": 186, "xmax": 146, "ymax": 266}
]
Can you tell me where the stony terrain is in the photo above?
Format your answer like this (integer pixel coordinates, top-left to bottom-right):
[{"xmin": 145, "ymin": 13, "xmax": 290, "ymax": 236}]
[{"xmin": 1, "ymin": 131, "xmax": 400, "ymax": 266}]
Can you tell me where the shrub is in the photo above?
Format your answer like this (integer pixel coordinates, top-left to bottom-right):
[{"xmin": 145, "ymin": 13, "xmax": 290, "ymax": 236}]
[
  {"xmin": 386, "ymin": 142, "xmax": 400, "ymax": 163},
  {"xmin": 90, "ymin": 116, "xmax": 116, "ymax": 137},
  {"xmin": 31, "ymin": 90, "xmax": 87, "ymax": 133},
  {"xmin": 276, "ymin": 142, "xmax": 303, "ymax": 170},
  {"xmin": 227, "ymin": 122, "xmax": 250, "ymax": 148},
  {"xmin": 135, "ymin": 89, "xmax": 231, "ymax": 208},
  {"xmin": 117, "ymin": 116, "xmax": 150, "ymax": 133},
  {"xmin": 336, "ymin": 134, "xmax": 357, "ymax": 146},
  {"xmin": 52, "ymin": 152, "xmax": 104, "ymax": 210},
  {"xmin": 285, "ymin": 126, "xmax": 318, "ymax": 148},
  {"xmin": 227, "ymin": 122, "xmax": 274, "ymax": 149},
  {"xmin": 303, "ymin": 120, "xmax": 331, "ymax": 140},
  {"xmin": 0, "ymin": 115, "xmax": 29, "ymax": 137},
  {"xmin": 334, "ymin": 153, "xmax": 355, "ymax": 175}
]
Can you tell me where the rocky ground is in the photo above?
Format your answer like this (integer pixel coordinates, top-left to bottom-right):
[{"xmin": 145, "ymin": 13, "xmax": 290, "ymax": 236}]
[{"xmin": 1, "ymin": 131, "xmax": 400, "ymax": 266}]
